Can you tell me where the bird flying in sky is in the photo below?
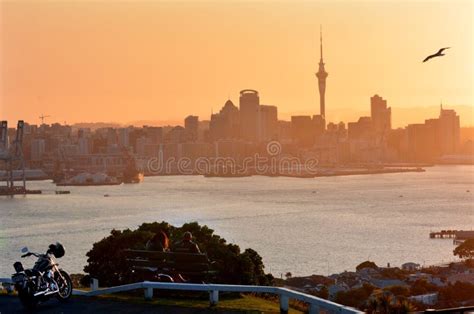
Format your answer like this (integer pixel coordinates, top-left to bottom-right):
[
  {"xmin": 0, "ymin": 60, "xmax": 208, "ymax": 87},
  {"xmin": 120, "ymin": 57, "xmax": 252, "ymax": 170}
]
[{"xmin": 423, "ymin": 47, "xmax": 450, "ymax": 63}]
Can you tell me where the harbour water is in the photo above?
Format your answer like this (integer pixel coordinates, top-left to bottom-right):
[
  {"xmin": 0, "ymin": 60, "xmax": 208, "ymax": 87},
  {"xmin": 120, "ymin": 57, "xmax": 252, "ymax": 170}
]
[{"xmin": 0, "ymin": 165, "xmax": 473, "ymax": 277}]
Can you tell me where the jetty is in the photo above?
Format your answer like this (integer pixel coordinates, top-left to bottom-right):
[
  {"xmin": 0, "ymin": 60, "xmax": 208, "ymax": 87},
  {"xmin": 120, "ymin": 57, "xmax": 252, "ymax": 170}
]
[
  {"xmin": 0, "ymin": 187, "xmax": 42, "ymax": 196},
  {"xmin": 430, "ymin": 230, "xmax": 474, "ymax": 244}
]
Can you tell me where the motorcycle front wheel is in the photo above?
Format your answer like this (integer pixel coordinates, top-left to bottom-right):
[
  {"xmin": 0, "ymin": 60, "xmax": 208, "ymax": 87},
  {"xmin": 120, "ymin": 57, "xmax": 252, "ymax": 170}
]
[
  {"xmin": 18, "ymin": 284, "xmax": 37, "ymax": 309},
  {"xmin": 55, "ymin": 270, "xmax": 73, "ymax": 302}
]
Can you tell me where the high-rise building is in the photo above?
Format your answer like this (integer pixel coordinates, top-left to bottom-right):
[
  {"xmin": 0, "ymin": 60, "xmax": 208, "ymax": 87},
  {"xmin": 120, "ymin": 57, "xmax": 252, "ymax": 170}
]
[
  {"xmin": 78, "ymin": 137, "xmax": 90, "ymax": 155},
  {"xmin": 166, "ymin": 126, "xmax": 186, "ymax": 144},
  {"xmin": 404, "ymin": 106, "xmax": 460, "ymax": 161},
  {"xmin": 209, "ymin": 99, "xmax": 240, "ymax": 141},
  {"xmin": 118, "ymin": 127, "xmax": 130, "ymax": 147},
  {"xmin": 31, "ymin": 139, "xmax": 46, "ymax": 161},
  {"xmin": 315, "ymin": 26, "xmax": 328, "ymax": 118},
  {"xmin": 370, "ymin": 94, "xmax": 391, "ymax": 133},
  {"xmin": 258, "ymin": 105, "xmax": 278, "ymax": 141},
  {"xmin": 312, "ymin": 114, "xmax": 326, "ymax": 140},
  {"xmin": 239, "ymin": 89, "xmax": 260, "ymax": 141},
  {"xmin": 184, "ymin": 115, "xmax": 199, "ymax": 142},
  {"xmin": 144, "ymin": 126, "xmax": 163, "ymax": 144},
  {"xmin": 348, "ymin": 117, "xmax": 373, "ymax": 140},
  {"xmin": 106, "ymin": 128, "xmax": 117, "ymax": 148},
  {"xmin": 291, "ymin": 115, "xmax": 314, "ymax": 147},
  {"xmin": 438, "ymin": 106, "xmax": 460, "ymax": 154}
]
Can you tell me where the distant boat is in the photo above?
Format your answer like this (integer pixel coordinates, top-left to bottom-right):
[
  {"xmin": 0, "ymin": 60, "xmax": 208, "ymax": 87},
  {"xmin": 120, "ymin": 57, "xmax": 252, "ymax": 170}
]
[
  {"xmin": 56, "ymin": 172, "xmax": 121, "ymax": 186},
  {"xmin": 55, "ymin": 190, "xmax": 71, "ymax": 195}
]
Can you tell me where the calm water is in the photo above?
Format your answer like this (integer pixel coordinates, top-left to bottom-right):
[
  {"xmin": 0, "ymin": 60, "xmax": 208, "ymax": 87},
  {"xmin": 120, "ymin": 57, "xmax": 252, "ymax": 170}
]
[{"xmin": 1, "ymin": 166, "xmax": 473, "ymax": 278}]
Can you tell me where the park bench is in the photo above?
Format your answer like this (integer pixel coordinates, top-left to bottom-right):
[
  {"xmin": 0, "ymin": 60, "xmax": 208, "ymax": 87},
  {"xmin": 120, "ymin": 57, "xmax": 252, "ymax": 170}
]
[{"xmin": 124, "ymin": 249, "xmax": 216, "ymax": 283}]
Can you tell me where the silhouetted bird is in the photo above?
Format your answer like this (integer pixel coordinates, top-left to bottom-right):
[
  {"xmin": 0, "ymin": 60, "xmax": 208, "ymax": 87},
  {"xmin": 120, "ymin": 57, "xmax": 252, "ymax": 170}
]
[{"xmin": 423, "ymin": 47, "xmax": 450, "ymax": 62}]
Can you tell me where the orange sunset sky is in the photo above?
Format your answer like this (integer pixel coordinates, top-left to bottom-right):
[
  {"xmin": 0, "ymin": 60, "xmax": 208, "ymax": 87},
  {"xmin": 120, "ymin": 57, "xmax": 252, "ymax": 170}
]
[{"xmin": 1, "ymin": 0, "xmax": 473, "ymax": 128}]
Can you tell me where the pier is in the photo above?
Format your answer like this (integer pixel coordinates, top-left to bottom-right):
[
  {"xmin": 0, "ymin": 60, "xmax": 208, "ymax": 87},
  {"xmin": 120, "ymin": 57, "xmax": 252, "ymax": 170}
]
[
  {"xmin": 0, "ymin": 187, "xmax": 42, "ymax": 196},
  {"xmin": 430, "ymin": 230, "xmax": 474, "ymax": 244},
  {"xmin": 430, "ymin": 230, "xmax": 458, "ymax": 239}
]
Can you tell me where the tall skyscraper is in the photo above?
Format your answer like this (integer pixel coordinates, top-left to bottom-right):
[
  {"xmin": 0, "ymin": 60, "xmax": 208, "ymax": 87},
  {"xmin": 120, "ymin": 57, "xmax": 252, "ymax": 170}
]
[
  {"xmin": 239, "ymin": 89, "xmax": 260, "ymax": 141},
  {"xmin": 315, "ymin": 26, "xmax": 328, "ymax": 118}
]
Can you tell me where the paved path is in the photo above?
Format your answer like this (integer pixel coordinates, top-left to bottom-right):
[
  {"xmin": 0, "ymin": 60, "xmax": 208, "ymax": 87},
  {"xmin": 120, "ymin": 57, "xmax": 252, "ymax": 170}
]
[{"xmin": 0, "ymin": 295, "xmax": 253, "ymax": 313}]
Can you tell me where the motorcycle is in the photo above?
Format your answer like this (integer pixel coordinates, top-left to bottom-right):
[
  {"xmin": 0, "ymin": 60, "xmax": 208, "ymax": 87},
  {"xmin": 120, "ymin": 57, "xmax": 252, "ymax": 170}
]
[{"xmin": 11, "ymin": 242, "xmax": 73, "ymax": 309}]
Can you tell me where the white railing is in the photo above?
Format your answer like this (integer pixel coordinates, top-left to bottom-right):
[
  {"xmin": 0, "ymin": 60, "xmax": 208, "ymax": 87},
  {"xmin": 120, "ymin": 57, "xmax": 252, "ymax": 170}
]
[{"xmin": 0, "ymin": 277, "xmax": 362, "ymax": 314}]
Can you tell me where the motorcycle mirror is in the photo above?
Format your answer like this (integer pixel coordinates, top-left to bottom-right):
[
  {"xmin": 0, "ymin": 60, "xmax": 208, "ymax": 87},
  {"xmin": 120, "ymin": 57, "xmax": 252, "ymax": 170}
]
[{"xmin": 21, "ymin": 247, "xmax": 28, "ymax": 253}]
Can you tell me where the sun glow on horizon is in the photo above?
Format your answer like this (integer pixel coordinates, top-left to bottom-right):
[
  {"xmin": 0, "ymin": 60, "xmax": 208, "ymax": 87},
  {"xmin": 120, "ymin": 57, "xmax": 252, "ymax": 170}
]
[{"xmin": 1, "ymin": 0, "xmax": 473, "ymax": 127}]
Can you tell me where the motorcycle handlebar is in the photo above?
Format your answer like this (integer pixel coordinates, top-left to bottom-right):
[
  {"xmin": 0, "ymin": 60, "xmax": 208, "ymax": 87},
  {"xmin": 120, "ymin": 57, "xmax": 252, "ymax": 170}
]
[{"xmin": 21, "ymin": 252, "xmax": 40, "ymax": 258}]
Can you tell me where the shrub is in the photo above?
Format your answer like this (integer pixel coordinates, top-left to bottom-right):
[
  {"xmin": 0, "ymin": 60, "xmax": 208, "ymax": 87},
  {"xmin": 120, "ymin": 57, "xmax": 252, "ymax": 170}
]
[
  {"xmin": 356, "ymin": 261, "xmax": 378, "ymax": 272},
  {"xmin": 84, "ymin": 221, "xmax": 274, "ymax": 287}
]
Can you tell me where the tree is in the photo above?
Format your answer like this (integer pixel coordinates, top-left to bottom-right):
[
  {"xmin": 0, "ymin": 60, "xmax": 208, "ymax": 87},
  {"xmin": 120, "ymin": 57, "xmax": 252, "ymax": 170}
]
[
  {"xmin": 335, "ymin": 283, "xmax": 376, "ymax": 309},
  {"xmin": 438, "ymin": 282, "xmax": 474, "ymax": 306},
  {"xmin": 84, "ymin": 221, "xmax": 274, "ymax": 287},
  {"xmin": 285, "ymin": 272, "xmax": 292, "ymax": 280},
  {"xmin": 356, "ymin": 261, "xmax": 378, "ymax": 272},
  {"xmin": 410, "ymin": 279, "xmax": 437, "ymax": 296},
  {"xmin": 453, "ymin": 239, "xmax": 474, "ymax": 260}
]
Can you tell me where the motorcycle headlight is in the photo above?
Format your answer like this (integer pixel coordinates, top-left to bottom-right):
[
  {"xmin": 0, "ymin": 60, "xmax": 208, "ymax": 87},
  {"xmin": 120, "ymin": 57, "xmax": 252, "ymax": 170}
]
[{"xmin": 11, "ymin": 273, "xmax": 26, "ymax": 284}]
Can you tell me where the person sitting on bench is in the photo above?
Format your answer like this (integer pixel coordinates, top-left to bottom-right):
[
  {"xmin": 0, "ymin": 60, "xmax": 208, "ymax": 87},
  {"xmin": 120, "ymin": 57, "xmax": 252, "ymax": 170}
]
[
  {"xmin": 173, "ymin": 231, "xmax": 201, "ymax": 254},
  {"xmin": 145, "ymin": 230, "xmax": 169, "ymax": 252}
]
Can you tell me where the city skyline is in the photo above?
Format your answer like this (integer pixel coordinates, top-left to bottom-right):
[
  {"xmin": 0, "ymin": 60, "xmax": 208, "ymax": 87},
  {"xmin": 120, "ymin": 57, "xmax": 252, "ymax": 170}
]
[{"xmin": 1, "ymin": 1, "xmax": 472, "ymax": 127}]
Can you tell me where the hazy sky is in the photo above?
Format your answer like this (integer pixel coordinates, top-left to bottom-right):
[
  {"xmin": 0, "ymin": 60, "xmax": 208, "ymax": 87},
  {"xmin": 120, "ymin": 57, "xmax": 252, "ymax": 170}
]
[{"xmin": 1, "ymin": 0, "xmax": 473, "ymax": 127}]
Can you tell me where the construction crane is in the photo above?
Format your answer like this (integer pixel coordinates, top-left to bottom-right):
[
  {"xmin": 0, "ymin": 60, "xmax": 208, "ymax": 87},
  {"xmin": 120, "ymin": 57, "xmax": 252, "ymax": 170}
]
[{"xmin": 39, "ymin": 114, "xmax": 51, "ymax": 125}]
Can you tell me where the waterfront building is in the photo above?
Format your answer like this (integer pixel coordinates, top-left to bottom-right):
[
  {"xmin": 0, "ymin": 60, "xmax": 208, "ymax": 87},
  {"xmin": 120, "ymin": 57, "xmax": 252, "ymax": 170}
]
[
  {"xmin": 348, "ymin": 117, "xmax": 373, "ymax": 140},
  {"xmin": 406, "ymin": 123, "xmax": 433, "ymax": 161},
  {"xmin": 166, "ymin": 126, "xmax": 186, "ymax": 144},
  {"xmin": 370, "ymin": 94, "xmax": 391, "ymax": 134},
  {"xmin": 181, "ymin": 142, "xmax": 213, "ymax": 160},
  {"xmin": 118, "ymin": 127, "xmax": 131, "ymax": 148},
  {"xmin": 30, "ymin": 138, "xmax": 46, "ymax": 161},
  {"xmin": 78, "ymin": 137, "xmax": 90, "ymax": 155},
  {"xmin": 106, "ymin": 128, "xmax": 117, "ymax": 147},
  {"xmin": 438, "ymin": 106, "xmax": 460, "ymax": 154},
  {"xmin": 143, "ymin": 126, "xmax": 163, "ymax": 144},
  {"xmin": 404, "ymin": 106, "xmax": 461, "ymax": 161}
]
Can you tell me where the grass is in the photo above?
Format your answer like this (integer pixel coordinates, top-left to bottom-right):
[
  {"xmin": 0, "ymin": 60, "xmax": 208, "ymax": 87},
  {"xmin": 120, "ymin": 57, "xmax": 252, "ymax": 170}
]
[
  {"xmin": 2, "ymin": 286, "xmax": 304, "ymax": 313},
  {"xmin": 88, "ymin": 292, "xmax": 304, "ymax": 313}
]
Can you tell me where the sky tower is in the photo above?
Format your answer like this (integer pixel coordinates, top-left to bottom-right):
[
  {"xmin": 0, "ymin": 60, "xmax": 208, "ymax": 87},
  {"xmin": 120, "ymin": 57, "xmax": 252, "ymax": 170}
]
[{"xmin": 316, "ymin": 26, "xmax": 328, "ymax": 118}]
